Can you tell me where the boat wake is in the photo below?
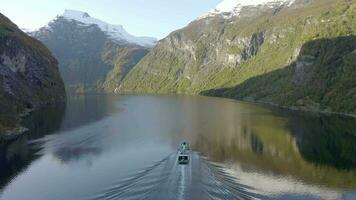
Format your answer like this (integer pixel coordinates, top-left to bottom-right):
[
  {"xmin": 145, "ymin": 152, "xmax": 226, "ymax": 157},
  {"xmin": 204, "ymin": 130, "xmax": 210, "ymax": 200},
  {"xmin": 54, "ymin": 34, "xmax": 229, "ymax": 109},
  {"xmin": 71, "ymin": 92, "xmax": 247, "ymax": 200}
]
[{"xmin": 88, "ymin": 152, "xmax": 263, "ymax": 200}]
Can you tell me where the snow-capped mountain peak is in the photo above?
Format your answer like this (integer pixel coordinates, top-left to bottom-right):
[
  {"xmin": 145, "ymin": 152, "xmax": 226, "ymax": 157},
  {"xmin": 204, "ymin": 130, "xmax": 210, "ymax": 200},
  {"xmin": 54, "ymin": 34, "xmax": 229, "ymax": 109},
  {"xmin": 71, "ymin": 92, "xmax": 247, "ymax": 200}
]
[
  {"xmin": 60, "ymin": 9, "xmax": 156, "ymax": 47},
  {"xmin": 63, "ymin": 9, "xmax": 91, "ymax": 20},
  {"xmin": 201, "ymin": 0, "xmax": 295, "ymax": 19}
]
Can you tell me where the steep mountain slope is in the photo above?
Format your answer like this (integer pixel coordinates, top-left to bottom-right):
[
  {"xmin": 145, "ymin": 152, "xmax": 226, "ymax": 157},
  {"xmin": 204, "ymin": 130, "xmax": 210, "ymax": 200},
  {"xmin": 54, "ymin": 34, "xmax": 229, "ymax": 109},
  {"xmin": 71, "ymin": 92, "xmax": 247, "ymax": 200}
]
[
  {"xmin": 120, "ymin": 0, "xmax": 356, "ymax": 114},
  {"xmin": 0, "ymin": 13, "xmax": 65, "ymax": 135},
  {"xmin": 60, "ymin": 9, "xmax": 156, "ymax": 47},
  {"xmin": 31, "ymin": 10, "xmax": 154, "ymax": 93}
]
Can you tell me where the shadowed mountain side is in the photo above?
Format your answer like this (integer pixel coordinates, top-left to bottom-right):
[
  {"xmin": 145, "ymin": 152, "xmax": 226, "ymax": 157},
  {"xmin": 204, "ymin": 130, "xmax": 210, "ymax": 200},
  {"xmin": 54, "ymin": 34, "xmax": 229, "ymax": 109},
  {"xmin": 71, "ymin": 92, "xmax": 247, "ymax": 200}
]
[
  {"xmin": 202, "ymin": 36, "xmax": 356, "ymax": 115},
  {"xmin": 0, "ymin": 13, "xmax": 65, "ymax": 133},
  {"xmin": 31, "ymin": 16, "xmax": 150, "ymax": 94},
  {"xmin": 286, "ymin": 111, "xmax": 356, "ymax": 170}
]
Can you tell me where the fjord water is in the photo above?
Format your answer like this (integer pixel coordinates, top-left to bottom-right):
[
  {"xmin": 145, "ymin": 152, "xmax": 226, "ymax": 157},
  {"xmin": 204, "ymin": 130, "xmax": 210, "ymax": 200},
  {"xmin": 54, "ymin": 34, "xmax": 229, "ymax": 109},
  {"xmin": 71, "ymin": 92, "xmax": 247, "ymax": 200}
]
[{"xmin": 0, "ymin": 95, "xmax": 355, "ymax": 200}]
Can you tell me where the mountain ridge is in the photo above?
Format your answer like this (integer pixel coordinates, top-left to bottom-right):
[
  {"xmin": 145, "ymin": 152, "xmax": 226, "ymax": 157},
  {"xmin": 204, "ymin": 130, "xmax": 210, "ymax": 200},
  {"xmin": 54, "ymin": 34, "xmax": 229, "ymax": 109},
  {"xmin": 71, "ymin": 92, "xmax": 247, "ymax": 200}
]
[
  {"xmin": 119, "ymin": 0, "xmax": 356, "ymax": 115},
  {"xmin": 37, "ymin": 9, "xmax": 157, "ymax": 47},
  {"xmin": 31, "ymin": 10, "xmax": 151, "ymax": 93}
]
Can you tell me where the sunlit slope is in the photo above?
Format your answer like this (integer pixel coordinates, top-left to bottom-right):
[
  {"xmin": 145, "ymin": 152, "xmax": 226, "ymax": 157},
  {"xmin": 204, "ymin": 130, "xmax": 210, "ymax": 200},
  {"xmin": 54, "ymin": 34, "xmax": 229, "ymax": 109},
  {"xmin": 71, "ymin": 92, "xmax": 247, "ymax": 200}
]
[{"xmin": 121, "ymin": 0, "xmax": 356, "ymax": 114}]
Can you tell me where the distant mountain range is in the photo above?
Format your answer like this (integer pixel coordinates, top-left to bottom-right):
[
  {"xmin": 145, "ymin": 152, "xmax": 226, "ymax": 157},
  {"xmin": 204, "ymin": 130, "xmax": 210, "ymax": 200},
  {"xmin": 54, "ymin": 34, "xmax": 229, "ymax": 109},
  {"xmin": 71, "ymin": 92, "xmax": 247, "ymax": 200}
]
[{"xmin": 31, "ymin": 10, "xmax": 155, "ymax": 93}]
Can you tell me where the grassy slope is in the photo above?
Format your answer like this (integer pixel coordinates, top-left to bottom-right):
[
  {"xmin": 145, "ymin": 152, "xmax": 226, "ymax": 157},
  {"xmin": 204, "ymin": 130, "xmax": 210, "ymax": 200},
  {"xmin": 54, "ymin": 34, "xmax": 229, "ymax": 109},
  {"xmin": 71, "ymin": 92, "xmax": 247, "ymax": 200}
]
[
  {"xmin": 121, "ymin": 0, "xmax": 356, "ymax": 114},
  {"xmin": 101, "ymin": 45, "xmax": 149, "ymax": 92},
  {"xmin": 206, "ymin": 36, "xmax": 356, "ymax": 114}
]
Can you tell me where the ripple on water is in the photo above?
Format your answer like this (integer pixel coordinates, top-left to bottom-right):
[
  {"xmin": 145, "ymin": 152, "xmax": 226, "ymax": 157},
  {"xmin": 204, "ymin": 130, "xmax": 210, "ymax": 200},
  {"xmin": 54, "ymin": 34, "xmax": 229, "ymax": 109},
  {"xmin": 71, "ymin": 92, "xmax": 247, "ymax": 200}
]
[{"xmin": 88, "ymin": 152, "xmax": 263, "ymax": 200}]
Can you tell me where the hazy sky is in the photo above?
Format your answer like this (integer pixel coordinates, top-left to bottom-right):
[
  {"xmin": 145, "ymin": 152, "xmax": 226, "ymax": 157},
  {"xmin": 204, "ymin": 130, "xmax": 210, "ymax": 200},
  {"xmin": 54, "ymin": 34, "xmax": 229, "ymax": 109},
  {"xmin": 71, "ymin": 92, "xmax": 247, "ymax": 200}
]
[{"xmin": 0, "ymin": 0, "xmax": 221, "ymax": 39}]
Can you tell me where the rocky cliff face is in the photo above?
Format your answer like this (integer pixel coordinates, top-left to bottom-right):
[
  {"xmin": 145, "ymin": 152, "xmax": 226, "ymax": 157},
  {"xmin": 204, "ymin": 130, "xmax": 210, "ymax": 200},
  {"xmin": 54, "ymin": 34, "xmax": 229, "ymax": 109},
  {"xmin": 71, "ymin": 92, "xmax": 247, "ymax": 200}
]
[
  {"xmin": 31, "ymin": 11, "xmax": 152, "ymax": 94},
  {"xmin": 0, "ymin": 13, "xmax": 65, "ymax": 134},
  {"xmin": 120, "ymin": 0, "xmax": 356, "ymax": 114}
]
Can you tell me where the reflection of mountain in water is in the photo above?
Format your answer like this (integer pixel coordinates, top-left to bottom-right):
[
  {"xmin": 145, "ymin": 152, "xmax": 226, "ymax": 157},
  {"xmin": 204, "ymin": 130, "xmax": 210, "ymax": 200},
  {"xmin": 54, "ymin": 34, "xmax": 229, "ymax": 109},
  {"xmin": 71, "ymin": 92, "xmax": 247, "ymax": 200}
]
[
  {"xmin": 0, "ymin": 105, "xmax": 65, "ymax": 190},
  {"xmin": 59, "ymin": 95, "xmax": 118, "ymax": 131},
  {"xmin": 0, "ymin": 95, "xmax": 118, "ymax": 189},
  {"xmin": 0, "ymin": 137, "xmax": 36, "ymax": 190},
  {"xmin": 1, "ymin": 95, "xmax": 356, "ymax": 198},
  {"xmin": 192, "ymin": 107, "xmax": 356, "ymax": 188},
  {"xmin": 42, "ymin": 125, "xmax": 106, "ymax": 164},
  {"xmin": 54, "ymin": 146, "xmax": 102, "ymax": 164},
  {"xmin": 28, "ymin": 95, "xmax": 120, "ymax": 164},
  {"xmin": 250, "ymin": 133, "xmax": 264, "ymax": 155},
  {"xmin": 288, "ymin": 113, "xmax": 356, "ymax": 170}
]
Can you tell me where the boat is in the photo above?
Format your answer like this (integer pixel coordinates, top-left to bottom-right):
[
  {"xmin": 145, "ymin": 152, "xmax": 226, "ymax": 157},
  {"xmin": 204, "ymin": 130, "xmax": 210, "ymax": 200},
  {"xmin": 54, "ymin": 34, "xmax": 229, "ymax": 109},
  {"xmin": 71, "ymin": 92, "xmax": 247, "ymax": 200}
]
[
  {"xmin": 178, "ymin": 153, "xmax": 190, "ymax": 165},
  {"xmin": 179, "ymin": 141, "xmax": 190, "ymax": 153},
  {"xmin": 178, "ymin": 141, "xmax": 190, "ymax": 164}
]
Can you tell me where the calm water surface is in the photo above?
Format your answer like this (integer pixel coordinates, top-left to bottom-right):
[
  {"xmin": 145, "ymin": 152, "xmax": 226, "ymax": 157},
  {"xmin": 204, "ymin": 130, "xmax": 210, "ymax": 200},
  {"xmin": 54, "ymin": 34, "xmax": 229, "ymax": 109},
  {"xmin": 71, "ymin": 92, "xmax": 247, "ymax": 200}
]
[{"xmin": 0, "ymin": 95, "xmax": 355, "ymax": 200}]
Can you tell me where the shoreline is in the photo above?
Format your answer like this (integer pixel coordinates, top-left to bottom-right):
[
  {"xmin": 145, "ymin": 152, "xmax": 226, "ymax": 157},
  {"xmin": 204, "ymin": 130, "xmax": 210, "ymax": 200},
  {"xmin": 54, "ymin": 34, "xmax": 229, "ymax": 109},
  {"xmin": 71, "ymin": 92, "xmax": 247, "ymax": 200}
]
[
  {"xmin": 115, "ymin": 91, "xmax": 356, "ymax": 118},
  {"xmin": 0, "ymin": 126, "xmax": 29, "ymax": 142},
  {"xmin": 209, "ymin": 95, "xmax": 356, "ymax": 119},
  {"xmin": 78, "ymin": 91, "xmax": 356, "ymax": 118},
  {"xmin": 2, "ymin": 92, "xmax": 354, "ymax": 143},
  {"xmin": 0, "ymin": 101, "xmax": 66, "ymax": 143},
  {"xmin": 238, "ymin": 98, "xmax": 356, "ymax": 118}
]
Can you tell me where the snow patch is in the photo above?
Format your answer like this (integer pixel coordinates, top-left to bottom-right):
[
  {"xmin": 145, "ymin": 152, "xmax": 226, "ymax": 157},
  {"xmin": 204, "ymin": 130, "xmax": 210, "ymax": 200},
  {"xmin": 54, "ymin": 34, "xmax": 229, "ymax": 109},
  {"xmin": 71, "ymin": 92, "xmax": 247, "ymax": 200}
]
[
  {"xmin": 61, "ymin": 9, "xmax": 157, "ymax": 47},
  {"xmin": 200, "ymin": 0, "xmax": 295, "ymax": 19}
]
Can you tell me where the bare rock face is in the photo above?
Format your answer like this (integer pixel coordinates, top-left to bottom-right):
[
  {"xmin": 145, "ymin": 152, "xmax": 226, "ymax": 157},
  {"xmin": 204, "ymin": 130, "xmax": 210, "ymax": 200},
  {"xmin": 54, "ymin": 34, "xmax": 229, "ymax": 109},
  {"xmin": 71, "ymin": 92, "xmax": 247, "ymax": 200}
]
[
  {"xmin": 293, "ymin": 54, "xmax": 315, "ymax": 84},
  {"xmin": 0, "ymin": 13, "xmax": 65, "ymax": 134},
  {"xmin": 120, "ymin": 0, "xmax": 356, "ymax": 114},
  {"xmin": 241, "ymin": 32, "xmax": 265, "ymax": 61}
]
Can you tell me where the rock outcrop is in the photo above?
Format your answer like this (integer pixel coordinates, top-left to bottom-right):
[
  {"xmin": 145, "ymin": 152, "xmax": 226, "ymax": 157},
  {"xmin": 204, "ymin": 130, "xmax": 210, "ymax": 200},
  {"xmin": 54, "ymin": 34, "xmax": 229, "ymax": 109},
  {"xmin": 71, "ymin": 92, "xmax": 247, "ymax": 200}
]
[{"xmin": 0, "ymin": 13, "xmax": 65, "ymax": 136}]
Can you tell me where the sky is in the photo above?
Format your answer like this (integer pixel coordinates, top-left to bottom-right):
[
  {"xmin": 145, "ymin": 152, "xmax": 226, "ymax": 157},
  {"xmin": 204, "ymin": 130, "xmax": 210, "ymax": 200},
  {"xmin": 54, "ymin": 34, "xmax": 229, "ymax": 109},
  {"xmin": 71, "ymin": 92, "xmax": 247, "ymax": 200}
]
[{"xmin": 0, "ymin": 0, "xmax": 221, "ymax": 39}]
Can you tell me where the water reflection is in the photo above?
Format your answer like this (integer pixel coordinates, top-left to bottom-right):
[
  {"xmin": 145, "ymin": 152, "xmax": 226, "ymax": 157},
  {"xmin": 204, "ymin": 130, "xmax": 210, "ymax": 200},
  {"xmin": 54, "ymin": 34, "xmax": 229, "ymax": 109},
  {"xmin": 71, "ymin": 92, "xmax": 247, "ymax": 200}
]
[
  {"xmin": 0, "ymin": 95, "xmax": 117, "ymax": 190},
  {"xmin": 191, "ymin": 99, "xmax": 356, "ymax": 189},
  {"xmin": 0, "ymin": 95, "xmax": 355, "ymax": 200},
  {"xmin": 58, "ymin": 95, "xmax": 118, "ymax": 131},
  {"xmin": 287, "ymin": 113, "xmax": 356, "ymax": 170},
  {"xmin": 0, "ymin": 104, "xmax": 65, "ymax": 190}
]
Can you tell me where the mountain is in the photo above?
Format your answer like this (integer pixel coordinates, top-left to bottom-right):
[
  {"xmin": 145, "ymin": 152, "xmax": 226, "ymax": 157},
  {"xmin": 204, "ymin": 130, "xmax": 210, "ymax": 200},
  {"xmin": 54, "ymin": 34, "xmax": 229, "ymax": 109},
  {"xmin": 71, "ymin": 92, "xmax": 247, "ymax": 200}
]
[
  {"xmin": 120, "ymin": 0, "xmax": 356, "ymax": 115},
  {"xmin": 0, "ymin": 13, "xmax": 65, "ymax": 136},
  {"xmin": 31, "ymin": 10, "xmax": 155, "ymax": 93},
  {"xmin": 200, "ymin": 0, "xmax": 296, "ymax": 19},
  {"xmin": 60, "ymin": 9, "xmax": 156, "ymax": 47}
]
